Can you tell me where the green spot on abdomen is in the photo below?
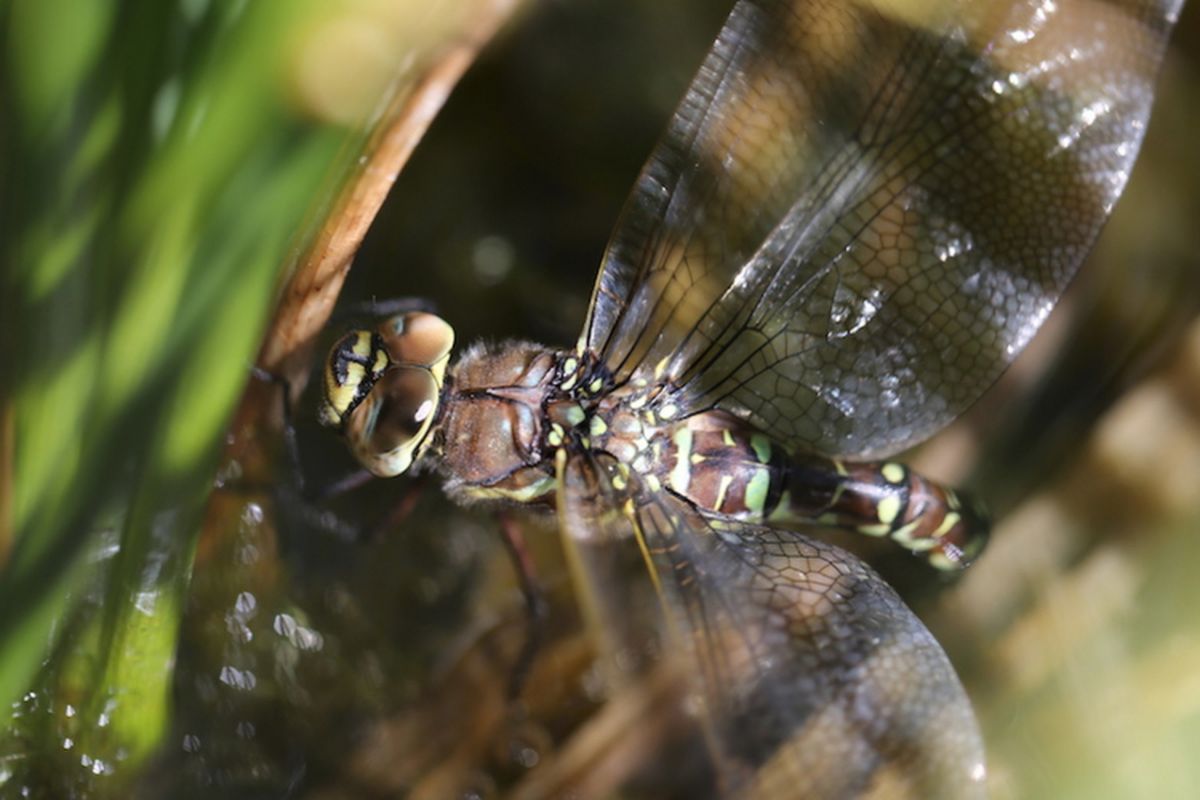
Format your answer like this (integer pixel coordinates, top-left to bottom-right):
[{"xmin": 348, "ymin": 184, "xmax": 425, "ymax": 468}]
[
  {"xmin": 750, "ymin": 433, "xmax": 772, "ymax": 464},
  {"xmin": 744, "ymin": 467, "xmax": 771, "ymax": 516}
]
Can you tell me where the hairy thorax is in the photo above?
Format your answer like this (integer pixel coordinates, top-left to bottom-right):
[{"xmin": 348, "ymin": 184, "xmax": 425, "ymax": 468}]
[{"xmin": 432, "ymin": 341, "xmax": 565, "ymax": 506}]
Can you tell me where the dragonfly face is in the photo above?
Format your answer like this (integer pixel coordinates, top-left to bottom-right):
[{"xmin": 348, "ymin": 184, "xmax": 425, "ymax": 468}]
[
  {"xmin": 319, "ymin": 311, "xmax": 453, "ymax": 477},
  {"xmin": 322, "ymin": 0, "xmax": 1182, "ymax": 795}
]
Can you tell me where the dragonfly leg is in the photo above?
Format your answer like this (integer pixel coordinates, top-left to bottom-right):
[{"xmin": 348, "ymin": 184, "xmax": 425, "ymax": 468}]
[
  {"xmin": 497, "ymin": 512, "xmax": 549, "ymax": 700},
  {"xmin": 367, "ymin": 476, "xmax": 430, "ymax": 540},
  {"xmin": 251, "ymin": 366, "xmax": 307, "ymax": 493},
  {"xmin": 253, "ymin": 366, "xmax": 435, "ymax": 541}
]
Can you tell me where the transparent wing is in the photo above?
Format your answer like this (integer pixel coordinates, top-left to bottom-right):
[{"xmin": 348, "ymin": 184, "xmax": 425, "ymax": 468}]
[
  {"xmin": 582, "ymin": 0, "xmax": 1182, "ymax": 457},
  {"xmin": 557, "ymin": 451, "xmax": 986, "ymax": 798}
]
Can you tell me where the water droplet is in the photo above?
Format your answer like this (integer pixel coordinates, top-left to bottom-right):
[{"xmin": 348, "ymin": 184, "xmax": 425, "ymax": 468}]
[
  {"xmin": 234, "ymin": 591, "xmax": 257, "ymax": 618},
  {"xmin": 218, "ymin": 666, "xmax": 257, "ymax": 691}
]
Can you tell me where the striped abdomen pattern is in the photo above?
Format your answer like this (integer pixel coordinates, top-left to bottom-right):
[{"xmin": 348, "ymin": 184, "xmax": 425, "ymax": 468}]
[{"xmin": 658, "ymin": 417, "xmax": 988, "ymax": 570}]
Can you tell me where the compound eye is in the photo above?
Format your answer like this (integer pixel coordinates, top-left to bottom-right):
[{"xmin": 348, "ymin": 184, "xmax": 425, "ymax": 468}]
[
  {"xmin": 379, "ymin": 312, "xmax": 454, "ymax": 369},
  {"xmin": 343, "ymin": 366, "xmax": 440, "ymax": 477},
  {"xmin": 319, "ymin": 330, "xmax": 390, "ymax": 428}
]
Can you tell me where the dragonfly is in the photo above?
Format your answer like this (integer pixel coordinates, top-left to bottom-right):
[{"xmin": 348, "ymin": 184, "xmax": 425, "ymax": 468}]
[{"xmin": 317, "ymin": 0, "xmax": 1182, "ymax": 796}]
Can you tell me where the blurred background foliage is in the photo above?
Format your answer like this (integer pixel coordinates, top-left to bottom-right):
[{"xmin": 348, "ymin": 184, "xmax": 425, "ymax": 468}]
[
  {"xmin": 1, "ymin": 0, "xmax": 1198, "ymax": 798},
  {"xmin": 0, "ymin": 0, "xmax": 511, "ymax": 795}
]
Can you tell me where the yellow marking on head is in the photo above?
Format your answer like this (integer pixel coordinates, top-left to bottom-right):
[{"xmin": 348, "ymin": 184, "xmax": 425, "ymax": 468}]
[
  {"xmin": 587, "ymin": 377, "xmax": 603, "ymax": 394},
  {"xmin": 876, "ymin": 494, "xmax": 902, "ymax": 525},
  {"xmin": 560, "ymin": 374, "xmax": 578, "ymax": 392},
  {"xmin": 858, "ymin": 523, "xmax": 892, "ymax": 537},
  {"xmin": 344, "ymin": 361, "xmax": 366, "ymax": 385},
  {"xmin": 564, "ymin": 405, "xmax": 586, "ymax": 427},
  {"xmin": 881, "ymin": 463, "xmax": 906, "ymax": 484},
  {"xmin": 612, "ymin": 473, "xmax": 627, "ymax": 491},
  {"xmin": 563, "ymin": 356, "xmax": 578, "ymax": 374},
  {"xmin": 372, "ymin": 349, "xmax": 389, "ymax": 373},
  {"xmin": 351, "ymin": 331, "xmax": 372, "ymax": 357}
]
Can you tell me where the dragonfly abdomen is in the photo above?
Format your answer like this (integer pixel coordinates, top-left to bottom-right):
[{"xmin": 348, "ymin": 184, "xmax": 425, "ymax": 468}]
[
  {"xmin": 659, "ymin": 415, "xmax": 987, "ymax": 570},
  {"xmin": 774, "ymin": 458, "xmax": 990, "ymax": 571}
]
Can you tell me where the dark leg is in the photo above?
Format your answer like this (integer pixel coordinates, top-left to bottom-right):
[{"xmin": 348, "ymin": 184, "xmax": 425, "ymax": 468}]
[
  {"xmin": 366, "ymin": 475, "xmax": 430, "ymax": 540},
  {"xmin": 251, "ymin": 366, "xmax": 306, "ymax": 494},
  {"xmin": 497, "ymin": 513, "xmax": 549, "ymax": 700},
  {"xmin": 252, "ymin": 365, "xmax": 429, "ymax": 543}
]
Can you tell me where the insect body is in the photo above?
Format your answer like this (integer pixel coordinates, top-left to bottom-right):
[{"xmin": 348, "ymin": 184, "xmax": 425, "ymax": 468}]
[
  {"xmin": 321, "ymin": 0, "xmax": 1181, "ymax": 796},
  {"xmin": 325, "ymin": 326, "xmax": 987, "ymax": 566}
]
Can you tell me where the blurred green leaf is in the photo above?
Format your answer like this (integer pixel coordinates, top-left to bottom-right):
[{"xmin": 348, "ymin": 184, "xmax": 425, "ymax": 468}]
[{"xmin": 0, "ymin": 0, "xmax": 463, "ymax": 792}]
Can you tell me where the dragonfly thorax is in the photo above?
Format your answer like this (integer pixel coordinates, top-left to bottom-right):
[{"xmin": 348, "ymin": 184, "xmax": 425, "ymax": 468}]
[{"xmin": 434, "ymin": 340, "xmax": 569, "ymax": 506}]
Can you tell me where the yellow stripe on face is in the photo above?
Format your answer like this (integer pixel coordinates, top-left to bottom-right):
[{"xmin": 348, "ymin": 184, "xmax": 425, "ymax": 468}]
[
  {"xmin": 351, "ymin": 331, "xmax": 373, "ymax": 357},
  {"xmin": 328, "ymin": 361, "xmax": 366, "ymax": 415},
  {"xmin": 372, "ymin": 348, "xmax": 389, "ymax": 374}
]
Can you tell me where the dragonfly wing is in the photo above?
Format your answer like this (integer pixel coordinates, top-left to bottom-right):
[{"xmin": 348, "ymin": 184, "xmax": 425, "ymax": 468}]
[
  {"xmin": 582, "ymin": 0, "xmax": 1182, "ymax": 457},
  {"xmin": 557, "ymin": 451, "xmax": 985, "ymax": 797}
]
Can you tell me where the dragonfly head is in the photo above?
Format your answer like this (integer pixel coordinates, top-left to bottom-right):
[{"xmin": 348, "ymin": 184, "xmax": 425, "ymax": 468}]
[{"xmin": 319, "ymin": 311, "xmax": 454, "ymax": 477}]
